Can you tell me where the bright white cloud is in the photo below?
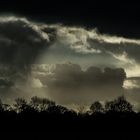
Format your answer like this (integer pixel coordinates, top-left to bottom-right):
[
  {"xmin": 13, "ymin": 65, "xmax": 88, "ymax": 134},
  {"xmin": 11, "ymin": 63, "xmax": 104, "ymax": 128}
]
[
  {"xmin": 31, "ymin": 78, "xmax": 44, "ymax": 88},
  {"xmin": 110, "ymin": 52, "xmax": 140, "ymax": 77},
  {"xmin": 123, "ymin": 79, "xmax": 140, "ymax": 89}
]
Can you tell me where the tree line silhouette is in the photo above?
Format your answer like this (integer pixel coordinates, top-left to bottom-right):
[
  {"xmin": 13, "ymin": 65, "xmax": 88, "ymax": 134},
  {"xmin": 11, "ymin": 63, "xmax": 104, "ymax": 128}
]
[
  {"xmin": 0, "ymin": 96, "xmax": 133, "ymax": 113},
  {"xmin": 0, "ymin": 96, "xmax": 139, "ymax": 132}
]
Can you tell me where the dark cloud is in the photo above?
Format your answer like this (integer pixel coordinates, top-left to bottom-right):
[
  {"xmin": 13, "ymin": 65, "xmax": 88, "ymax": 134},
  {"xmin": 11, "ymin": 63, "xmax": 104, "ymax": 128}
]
[
  {"xmin": 0, "ymin": 78, "xmax": 14, "ymax": 88},
  {"xmin": 37, "ymin": 63, "xmax": 126, "ymax": 104},
  {"xmin": 0, "ymin": 16, "xmax": 140, "ymax": 106},
  {"xmin": 0, "ymin": 16, "xmax": 51, "ymax": 88},
  {"xmin": 0, "ymin": 17, "xmax": 49, "ymax": 67}
]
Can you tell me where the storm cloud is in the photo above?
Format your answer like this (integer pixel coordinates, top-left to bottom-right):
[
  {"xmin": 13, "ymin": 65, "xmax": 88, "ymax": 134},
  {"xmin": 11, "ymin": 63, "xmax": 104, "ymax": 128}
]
[
  {"xmin": 0, "ymin": 15, "xmax": 140, "ymax": 106},
  {"xmin": 32, "ymin": 63, "xmax": 126, "ymax": 104},
  {"xmin": 0, "ymin": 16, "xmax": 51, "ymax": 90},
  {"xmin": 0, "ymin": 16, "xmax": 50, "ymax": 66}
]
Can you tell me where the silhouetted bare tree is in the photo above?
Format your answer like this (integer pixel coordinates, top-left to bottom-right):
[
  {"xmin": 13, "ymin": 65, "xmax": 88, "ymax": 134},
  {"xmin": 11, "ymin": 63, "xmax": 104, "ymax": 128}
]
[
  {"xmin": 90, "ymin": 101, "xmax": 104, "ymax": 113},
  {"xmin": 105, "ymin": 96, "xmax": 133, "ymax": 112},
  {"xmin": 0, "ymin": 95, "xmax": 138, "ymax": 132},
  {"xmin": 2, "ymin": 104, "xmax": 12, "ymax": 111},
  {"xmin": 77, "ymin": 106, "xmax": 87, "ymax": 114},
  {"xmin": 47, "ymin": 105, "xmax": 69, "ymax": 114},
  {"xmin": 30, "ymin": 96, "xmax": 55, "ymax": 112},
  {"xmin": 14, "ymin": 98, "xmax": 30, "ymax": 113}
]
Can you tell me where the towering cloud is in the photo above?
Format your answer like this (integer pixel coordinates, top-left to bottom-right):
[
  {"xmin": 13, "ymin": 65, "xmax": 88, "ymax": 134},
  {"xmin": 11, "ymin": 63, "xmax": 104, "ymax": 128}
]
[
  {"xmin": 32, "ymin": 63, "xmax": 126, "ymax": 104},
  {"xmin": 0, "ymin": 15, "xmax": 140, "ymax": 106}
]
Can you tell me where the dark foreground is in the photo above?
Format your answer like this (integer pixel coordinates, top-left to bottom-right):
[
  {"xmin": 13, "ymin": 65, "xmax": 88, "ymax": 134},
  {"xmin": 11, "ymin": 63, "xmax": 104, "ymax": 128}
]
[
  {"xmin": 0, "ymin": 96, "xmax": 139, "ymax": 132},
  {"xmin": 0, "ymin": 111, "xmax": 140, "ymax": 132}
]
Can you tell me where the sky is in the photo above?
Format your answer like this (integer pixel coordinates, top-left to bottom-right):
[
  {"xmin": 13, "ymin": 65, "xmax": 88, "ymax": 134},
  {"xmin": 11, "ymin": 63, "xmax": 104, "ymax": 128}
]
[{"xmin": 0, "ymin": 1, "xmax": 140, "ymax": 110}]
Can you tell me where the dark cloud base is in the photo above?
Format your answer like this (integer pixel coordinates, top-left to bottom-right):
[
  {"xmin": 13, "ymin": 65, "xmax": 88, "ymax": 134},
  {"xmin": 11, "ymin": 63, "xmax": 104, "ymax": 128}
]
[{"xmin": 36, "ymin": 63, "xmax": 126, "ymax": 104}]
